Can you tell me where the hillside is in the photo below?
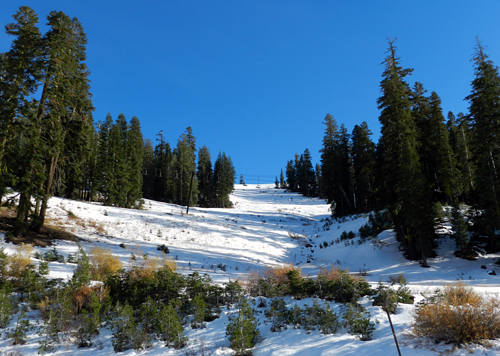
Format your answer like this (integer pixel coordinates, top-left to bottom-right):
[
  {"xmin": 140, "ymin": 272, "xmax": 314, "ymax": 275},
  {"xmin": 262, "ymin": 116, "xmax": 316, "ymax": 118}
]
[{"xmin": 1, "ymin": 184, "xmax": 500, "ymax": 355}]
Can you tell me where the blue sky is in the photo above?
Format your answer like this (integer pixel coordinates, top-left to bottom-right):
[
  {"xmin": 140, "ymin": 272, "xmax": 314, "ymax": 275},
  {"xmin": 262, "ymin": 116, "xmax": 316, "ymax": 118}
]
[{"xmin": 2, "ymin": 1, "xmax": 500, "ymax": 184}]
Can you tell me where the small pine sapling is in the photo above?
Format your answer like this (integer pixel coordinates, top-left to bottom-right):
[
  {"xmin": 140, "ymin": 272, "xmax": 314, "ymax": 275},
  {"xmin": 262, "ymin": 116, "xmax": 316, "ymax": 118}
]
[
  {"xmin": 226, "ymin": 298, "xmax": 260, "ymax": 356},
  {"xmin": 158, "ymin": 302, "xmax": 187, "ymax": 349}
]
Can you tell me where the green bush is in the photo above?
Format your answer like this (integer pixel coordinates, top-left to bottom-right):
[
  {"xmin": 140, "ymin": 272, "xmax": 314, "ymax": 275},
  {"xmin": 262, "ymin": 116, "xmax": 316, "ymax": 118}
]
[
  {"xmin": 226, "ymin": 298, "xmax": 260, "ymax": 356},
  {"xmin": 343, "ymin": 303, "xmax": 375, "ymax": 341},
  {"xmin": 359, "ymin": 211, "xmax": 392, "ymax": 238}
]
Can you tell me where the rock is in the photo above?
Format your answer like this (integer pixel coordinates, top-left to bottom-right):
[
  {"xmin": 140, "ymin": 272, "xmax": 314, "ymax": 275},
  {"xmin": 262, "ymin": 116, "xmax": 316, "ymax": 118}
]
[
  {"xmin": 488, "ymin": 270, "xmax": 497, "ymax": 275},
  {"xmin": 481, "ymin": 265, "xmax": 487, "ymax": 269}
]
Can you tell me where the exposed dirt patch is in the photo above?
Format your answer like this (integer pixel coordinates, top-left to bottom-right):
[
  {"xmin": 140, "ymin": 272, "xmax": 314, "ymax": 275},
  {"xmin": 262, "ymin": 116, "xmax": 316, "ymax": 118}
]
[{"xmin": 0, "ymin": 208, "xmax": 83, "ymax": 247}]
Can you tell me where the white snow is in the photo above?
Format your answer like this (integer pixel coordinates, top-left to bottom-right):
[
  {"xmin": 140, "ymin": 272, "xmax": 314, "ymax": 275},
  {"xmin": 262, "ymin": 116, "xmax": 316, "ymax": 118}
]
[{"xmin": 1, "ymin": 183, "xmax": 500, "ymax": 355}]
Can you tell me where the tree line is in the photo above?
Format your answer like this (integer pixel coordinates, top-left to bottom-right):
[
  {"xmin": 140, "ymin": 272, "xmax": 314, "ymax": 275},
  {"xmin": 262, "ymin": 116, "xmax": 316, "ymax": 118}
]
[
  {"xmin": 0, "ymin": 6, "xmax": 235, "ymax": 238},
  {"xmin": 280, "ymin": 38, "xmax": 500, "ymax": 264}
]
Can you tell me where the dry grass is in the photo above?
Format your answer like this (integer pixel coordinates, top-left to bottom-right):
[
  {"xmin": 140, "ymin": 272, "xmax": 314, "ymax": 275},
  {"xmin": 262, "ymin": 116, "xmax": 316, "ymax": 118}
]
[
  {"xmin": 87, "ymin": 220, "xmax": 106, "ymax": 235},
  {"xmin": 413, "ymin": 282, "xmax": 500, "ymax": 344},
  {"xmin": 243, "ymin": 262, "xmax": 299, "ymax": 296},
  {"xmin": 7, "ymin": 243, "xmax": 34, "ymax": 278},
  {"xmin": 127, "ymin": 245, "xmax": 177, "ymax": 279},
  {"xmin": 89, "ymin": 246, "xmax": 123, "ymax": 281},
  {"xmin": 318, "ymin": 263, "xmax": 365, "ymax": 283},
  {"xmin": 71, "ymin": 284, "xmax": 109, "ymax": 314}
]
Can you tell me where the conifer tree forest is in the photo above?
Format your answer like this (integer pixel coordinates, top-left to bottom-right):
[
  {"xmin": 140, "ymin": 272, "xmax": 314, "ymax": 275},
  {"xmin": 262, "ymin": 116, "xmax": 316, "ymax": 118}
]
[
  {"xmin": 281, "ymin": 38, "xmax": 500, "ymax": 262},
  {"xmin": 0, "ymin": 6, "xmax": 236, "ymax": 238}
]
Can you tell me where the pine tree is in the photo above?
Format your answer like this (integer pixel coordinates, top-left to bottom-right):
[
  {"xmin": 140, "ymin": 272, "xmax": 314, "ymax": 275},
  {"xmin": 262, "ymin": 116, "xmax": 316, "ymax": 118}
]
[
  {"xmin": 285, "ymin": 160, "xmax": 296, "ymax": 192},
  {"xmin": 126, "ymin": 116, "xmax": 144, "ymax": 208},
  {"xmin": 466, "ymin": 38, "xmax": 500, "ymax": 250},
  {"xmin": 351, "ymin": 122, "xmax": 376, "ymax": 213},
  {"xmin": 158, "ymin": 302, "xmax": 186, "ymax": 348},
  {"xmin": 319, "ymin": 113, "xmax": 338, "ymax": 201},
  {"xmin": 299, "ymin": 148, "xmax": 316, "ymax": 197},
  {"xmin": 279, "ymin": 169, "xmax": 286, "ymax": 189},
  {"xmin": 142, "ymin": 138, "xmax": 155, "ymax": 199},
  {"xmin": 32, "ymin": 11, "xmax": 93, "ymax": 233},
  {"xmin": 376, "ymin": 39, "xmax": 434, "ymax": 265},
  {"xmin": 226, "ymin": 298, "xmax": 260, "ymax": 356},
  {"xmin": 0, "ymin": 6, "xmax": 43, "ymax": 203},
  {"xmin": 96, "ymin": 114, "xmax": 113, "ymax": 202},
  {"xmin": 197, "ymin": 145, "xmax": 213, "ymax": 207},
  {"xmin": 212, "ymin": 152, "xmax": 235, "ymax": 208},
  {"xmin": 173, "ymin": 127, "xmax": 198, "ymax": 206},
  {"xmin": 447, "ymin": 111, "xmax": 474, "ymax": 202}
]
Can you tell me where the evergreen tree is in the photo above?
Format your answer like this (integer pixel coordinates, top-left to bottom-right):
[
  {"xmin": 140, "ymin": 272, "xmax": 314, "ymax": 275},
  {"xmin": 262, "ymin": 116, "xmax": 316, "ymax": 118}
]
[
  {"xmin": 447, "ymin": 111, "xmax": 474, "ymax": 202},
  {"xmin": 108, "ymin": 114, "xmax": 128, "ymax": 206},
  {"xmin": 142, "ymin": 138, "xmax": 155, "ymax": 199},
  {"xmin": 33, "ymin": 11, "xmax": 93, "ymax": 233},
  {"xmin": 319, "ymin": 114, "xmax": 338, "ymax": 201},
  {"xmin": 351, "ymin": 122, "xmax": 376, "ymax": 213},
  {"xmin": 376, "ymin": 39, "xmax": 434, "ymax": 265},
  {"xmin": 299, "ymin": 148, "xmax": 316, "ymax": 197},
  {"xmin": 126, "ymin": 116, "xmax": 144, "ymax": 208},
  {"xmin": 285, "ymin": 160, "xmax": 296, "ymax": 192},
  {"xmin": 197, "ymin": 145, "xmax": 213, "ymax": 207},
  {"xmin": 226, "ymin": 298, "xmax": 260, "ymax": 356},
  {"xmin": 466, "ymin": 39, "xmax": 500, "ymax": 250},
  {"xmin": 0, "ymin": 6, "xmax": 43, "ymax": 203},
  {"xmin": 96, "ymin": 114, "xmax": 113, "ymax": 202},
  {"xmin": 212, "ymin": 152, "xmax": 235, "ymax": 208},
  {"xmin": 173, "ymin": 127, "xmax": 198, "ymax": 206},
  {"xmin": 279, "ymin": 168, "xmax": 286, "ymax": 189}
]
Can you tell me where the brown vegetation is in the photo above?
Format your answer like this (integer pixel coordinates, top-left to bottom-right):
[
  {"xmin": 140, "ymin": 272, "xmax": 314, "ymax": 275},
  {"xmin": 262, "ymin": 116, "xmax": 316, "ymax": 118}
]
[{"xmin": 413, "ymin": 282, "xmax": 500, "ymax": 344}]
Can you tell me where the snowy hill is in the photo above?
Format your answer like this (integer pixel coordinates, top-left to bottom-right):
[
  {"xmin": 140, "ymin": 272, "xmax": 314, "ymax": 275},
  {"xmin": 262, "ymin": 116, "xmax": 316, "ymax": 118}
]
[{"xmin": 1, "ymin": 184, "xmax": 500, "ymax": 355}]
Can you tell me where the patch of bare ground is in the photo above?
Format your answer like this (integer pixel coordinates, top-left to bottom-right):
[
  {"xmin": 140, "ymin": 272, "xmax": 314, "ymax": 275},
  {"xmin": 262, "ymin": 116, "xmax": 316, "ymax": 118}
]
[{"xmin": 0, "ymin": 206, "xmax": 83, "ymax": 247}]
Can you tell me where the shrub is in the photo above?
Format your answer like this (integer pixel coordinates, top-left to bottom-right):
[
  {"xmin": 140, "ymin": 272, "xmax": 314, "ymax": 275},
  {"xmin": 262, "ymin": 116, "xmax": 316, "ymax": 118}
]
[
  {"xmin": 359, "ymin": 211, "xmax": 392, "ymax": 238},
  {"xmin": 157, "ymin": 244, "xmax": 170, "ymax": 254},
  {"xmin": 244, "ymin": 263, "xmax": 299, "ymax": 297},
  {"xmin": 412, "ymin": 282, "xmax": 500, "ymax": 344},
  {"xmin": 226, "ymin": 298, "xmax": 260, "ymax": 356},
  {"xmin": 317, "ymin": 264, "xmax": 372, "ymax": 302},
  {"xmin": 343, "ymin": 303, "xmax": 375, "ymax": 341},
  {"xmin": 89, "ymin": 246, "xmax": 123, "ymax": 281},
  {"xmin": 265, "ymin": 298, "xmax": 289, "ymax": 332},
  {"xmin": 158, "ymin": 302, "xmax": 186, "ymax": 348},
  {"xmin": 110, "ymin": 302, "xmax": 136, "ymax": 352},
  {"xmin": 0, "ymin": 286, "xmax": 13, "ymax": 328},
  {"xmin": 372, "ymin": 282, "xmax": 399, "ymax": 314},
  {"xmin": 7, "ymin": 243, "xmax": 34, "ymax": 279}
]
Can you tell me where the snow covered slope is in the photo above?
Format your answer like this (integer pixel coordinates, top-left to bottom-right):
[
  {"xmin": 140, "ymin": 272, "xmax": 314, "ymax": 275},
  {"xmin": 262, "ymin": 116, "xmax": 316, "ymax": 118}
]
[{"xmin": 1, "ymin": 184, "xmax": 500, "ymax": 355}]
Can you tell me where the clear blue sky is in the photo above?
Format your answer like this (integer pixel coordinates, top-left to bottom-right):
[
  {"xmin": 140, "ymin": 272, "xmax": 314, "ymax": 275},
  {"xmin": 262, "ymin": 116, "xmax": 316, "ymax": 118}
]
[{"xmin": 2, "ymin": 1, "xmax": 500, "ymax": 184}]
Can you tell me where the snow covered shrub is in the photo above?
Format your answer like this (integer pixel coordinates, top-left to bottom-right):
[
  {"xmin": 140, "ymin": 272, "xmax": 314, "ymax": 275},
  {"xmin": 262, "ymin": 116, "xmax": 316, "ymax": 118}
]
[
  {"xmin": 343, "ymin": 303, "xmax": 375, "ymax": 341},
  {"xmin": 226, "ymin": 298, "xmax": 260, "ymax": 356},
  {"xmin": 412, "ymin": 282, "xmax": 500, "ymax": 344},
  {"xmin": 89, "ymin": 246, "xmax": 123, "ymax": 281}
]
